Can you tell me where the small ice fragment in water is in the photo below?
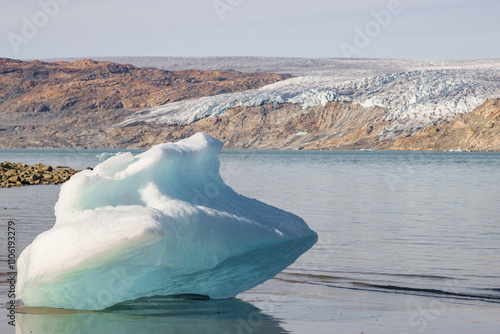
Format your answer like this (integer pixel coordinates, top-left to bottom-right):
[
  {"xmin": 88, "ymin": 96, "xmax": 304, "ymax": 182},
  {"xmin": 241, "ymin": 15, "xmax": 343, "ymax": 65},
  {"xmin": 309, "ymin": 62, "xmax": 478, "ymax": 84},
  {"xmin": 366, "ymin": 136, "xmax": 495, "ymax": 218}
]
[{"xmin": 95, "ymin": 151, "xmax": 125, "ymax": 162}]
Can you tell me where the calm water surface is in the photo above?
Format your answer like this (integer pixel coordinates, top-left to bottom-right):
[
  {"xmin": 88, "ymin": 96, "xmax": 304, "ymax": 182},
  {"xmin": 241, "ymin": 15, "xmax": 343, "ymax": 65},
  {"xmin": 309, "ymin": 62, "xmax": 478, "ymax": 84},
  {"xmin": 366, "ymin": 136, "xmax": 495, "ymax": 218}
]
[{"xmin": 1, "ymin": 149, "xmax": 499, "ymax": 333}]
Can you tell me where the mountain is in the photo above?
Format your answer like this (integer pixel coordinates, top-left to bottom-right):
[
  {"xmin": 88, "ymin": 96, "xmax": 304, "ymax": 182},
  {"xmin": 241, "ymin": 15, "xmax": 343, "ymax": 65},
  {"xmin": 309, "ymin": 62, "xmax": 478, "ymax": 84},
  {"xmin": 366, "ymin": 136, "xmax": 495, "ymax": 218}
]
[
  {"xmin": 0, "ymin": 57, "xmax": 499, "ymax": 150},
  {"xmin": 116, "ymin": 68, "xmax": 500, "ymax": 137},
  {"xmin": 0, "ymin": 58, "xmax": 286, "ymax": 113},
  {"xmin": 106, "ymin": 99, "xmax": 500, "ymax": 151},
  {"xmin": 0, "ymin": 58, "xmax": 286, "ymax": 148},
  {"xmin": 387, "ymin": 98, "xmax": 500, "ymax": 151}
]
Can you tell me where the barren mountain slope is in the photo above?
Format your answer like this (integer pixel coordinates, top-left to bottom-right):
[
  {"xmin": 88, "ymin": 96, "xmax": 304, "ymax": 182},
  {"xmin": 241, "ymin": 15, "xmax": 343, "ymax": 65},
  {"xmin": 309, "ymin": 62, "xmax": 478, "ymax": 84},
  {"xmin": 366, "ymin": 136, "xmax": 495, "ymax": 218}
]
[
  {"xmin": 106, "ymin": 99, "xmax": 500, "ymax": 151},
  {"xmin": 0, "ymin": 58, "xmax": 286, "ymax": 147},
  {"xmin": 1, "ymin": 58, "xmax": 499, "ymax": 150},
  {"xmin": 0, "ymin": 58, "xmax": 286, "ymax": 113},
  {"xmin": 386, "ymin": 98, "xmax": 500, "ymax": 151}
]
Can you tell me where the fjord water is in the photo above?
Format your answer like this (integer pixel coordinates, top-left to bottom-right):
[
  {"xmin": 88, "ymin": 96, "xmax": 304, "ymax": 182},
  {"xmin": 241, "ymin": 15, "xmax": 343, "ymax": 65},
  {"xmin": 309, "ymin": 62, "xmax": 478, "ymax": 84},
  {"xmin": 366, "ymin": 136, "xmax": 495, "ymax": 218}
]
[
  {"xmin": 1, "ymin": 149, "xmax": 499, "ymax": 333},
  {"xmin": 225, "ymin": 151, "xmax": 500, "ymax": 300}
]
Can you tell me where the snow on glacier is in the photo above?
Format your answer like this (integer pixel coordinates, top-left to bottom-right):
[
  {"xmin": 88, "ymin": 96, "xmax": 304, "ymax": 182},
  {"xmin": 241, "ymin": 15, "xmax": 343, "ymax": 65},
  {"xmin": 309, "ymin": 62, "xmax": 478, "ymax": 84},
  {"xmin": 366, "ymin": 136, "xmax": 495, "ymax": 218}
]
[
  {"xmin": 117, "ymin": 66, "xmax": 500, "ymax": 137},
  {"xmin": 16, "ymin": 133, "xmax": 318, "ymax": 310}
]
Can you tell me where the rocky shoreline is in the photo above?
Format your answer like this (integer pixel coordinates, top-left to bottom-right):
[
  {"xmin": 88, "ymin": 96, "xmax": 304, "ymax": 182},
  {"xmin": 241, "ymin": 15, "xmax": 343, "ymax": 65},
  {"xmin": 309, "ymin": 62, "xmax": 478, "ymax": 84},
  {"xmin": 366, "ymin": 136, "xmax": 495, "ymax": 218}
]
[{"xmin": 0, "ymin": 162, "xmax": 79, "ymax": 188}]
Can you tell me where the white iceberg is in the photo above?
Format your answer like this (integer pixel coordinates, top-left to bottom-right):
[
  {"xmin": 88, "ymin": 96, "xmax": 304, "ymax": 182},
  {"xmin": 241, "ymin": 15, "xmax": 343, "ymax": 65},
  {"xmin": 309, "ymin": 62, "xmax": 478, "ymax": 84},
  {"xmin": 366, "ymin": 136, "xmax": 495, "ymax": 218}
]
[{"xmin": 16, "ymin": 133, "xmax": 317, "ymax": 310}]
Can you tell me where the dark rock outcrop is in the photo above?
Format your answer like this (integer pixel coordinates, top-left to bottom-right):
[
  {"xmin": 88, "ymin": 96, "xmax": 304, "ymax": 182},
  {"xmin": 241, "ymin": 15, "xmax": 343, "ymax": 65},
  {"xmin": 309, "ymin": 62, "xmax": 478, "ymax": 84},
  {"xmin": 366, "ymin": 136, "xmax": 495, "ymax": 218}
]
[{"xmin": 0, "ymin": 162, "xmax": 77, "ymax": 187}]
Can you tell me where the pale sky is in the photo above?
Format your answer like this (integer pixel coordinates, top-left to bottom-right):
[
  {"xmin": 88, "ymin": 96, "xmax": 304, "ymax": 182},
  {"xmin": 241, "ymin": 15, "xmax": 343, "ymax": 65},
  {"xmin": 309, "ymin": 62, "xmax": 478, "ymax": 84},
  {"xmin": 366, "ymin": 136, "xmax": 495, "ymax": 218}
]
[{"xmin": 1, "ymin": 0, "xmax": 499, "ymax": 60}]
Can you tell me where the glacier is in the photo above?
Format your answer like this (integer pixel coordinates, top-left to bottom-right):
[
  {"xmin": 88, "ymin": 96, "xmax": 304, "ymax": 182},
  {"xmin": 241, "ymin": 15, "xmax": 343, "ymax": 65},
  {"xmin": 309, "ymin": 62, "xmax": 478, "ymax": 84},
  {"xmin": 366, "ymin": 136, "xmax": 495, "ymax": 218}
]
[
  {"xmin": 117, "ymin": 64, "xmax": 500, "ymax": 138},
  {"xmin": 16, "ymin": 133, "xmax": 318, "ymax": 310}
]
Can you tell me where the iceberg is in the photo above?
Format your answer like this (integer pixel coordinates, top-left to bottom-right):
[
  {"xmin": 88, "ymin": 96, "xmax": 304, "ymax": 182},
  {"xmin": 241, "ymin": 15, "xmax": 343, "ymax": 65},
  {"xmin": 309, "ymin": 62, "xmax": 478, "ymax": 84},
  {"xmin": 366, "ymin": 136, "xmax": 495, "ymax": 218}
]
[{"xmin": 16, "ymin": 133, "xmax": 317, "ymax": 310}]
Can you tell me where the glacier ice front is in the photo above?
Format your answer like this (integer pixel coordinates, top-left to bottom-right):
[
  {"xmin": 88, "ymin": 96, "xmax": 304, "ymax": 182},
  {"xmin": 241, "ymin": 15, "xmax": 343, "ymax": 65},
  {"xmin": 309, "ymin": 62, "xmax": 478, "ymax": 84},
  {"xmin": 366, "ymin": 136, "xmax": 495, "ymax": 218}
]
[{"xmin": 16, "ymin": 133, "xmax": 318, "ymax": 310}]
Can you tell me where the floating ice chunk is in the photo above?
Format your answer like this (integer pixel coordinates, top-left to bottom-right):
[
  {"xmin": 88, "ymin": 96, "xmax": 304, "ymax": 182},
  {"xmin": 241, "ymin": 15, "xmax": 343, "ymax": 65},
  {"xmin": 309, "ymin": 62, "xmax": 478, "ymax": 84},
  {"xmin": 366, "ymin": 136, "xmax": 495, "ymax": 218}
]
[
  {"xmin": 16, "ymin": 133, "xmax": 317, "ymax": 310},
  {"xmin": 95, "ymin": 151, "xmax": 126, "ymax": 162}
]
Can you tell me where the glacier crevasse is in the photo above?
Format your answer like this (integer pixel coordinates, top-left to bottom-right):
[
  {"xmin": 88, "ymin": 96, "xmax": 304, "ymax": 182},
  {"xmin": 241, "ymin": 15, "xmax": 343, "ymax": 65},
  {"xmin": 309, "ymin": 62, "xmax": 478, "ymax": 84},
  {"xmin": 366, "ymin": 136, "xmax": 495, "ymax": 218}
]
[{"xmin": 117, "ymin": 68, "xmax": 500, "ymax": 137}]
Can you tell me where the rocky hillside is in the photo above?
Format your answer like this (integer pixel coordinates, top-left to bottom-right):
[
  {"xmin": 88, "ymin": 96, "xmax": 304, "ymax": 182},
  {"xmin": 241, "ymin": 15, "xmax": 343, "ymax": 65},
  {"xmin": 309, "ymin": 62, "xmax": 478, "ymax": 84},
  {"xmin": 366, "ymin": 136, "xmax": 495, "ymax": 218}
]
[
  {"xmin": 0, "ymin": 58, "xmax": 498, "ymax": 151},
  {"xmin": 0, "ymin": 58, "xmax": 286, "ymax": 147},
  {"xmin": 162, "ymin": 102, "xmax": 391, "ymax": 150},
  {"xmin": 386, "ymin": 98, "xmax": 500, "ymax": 151},
  {"xmin": 0, "ymin": 58, "xmax": 286, "ymax": 113},
  {"xmin": 3, "ymin": 97, "xmax": 498, "ymax": 151},
  {"xmin": 118, "ymin": 67, "xmax": 500, "ymax": 137},
  {"xmin": 107, "ymin": 99, "xmax": 500, "ymax": 151}
]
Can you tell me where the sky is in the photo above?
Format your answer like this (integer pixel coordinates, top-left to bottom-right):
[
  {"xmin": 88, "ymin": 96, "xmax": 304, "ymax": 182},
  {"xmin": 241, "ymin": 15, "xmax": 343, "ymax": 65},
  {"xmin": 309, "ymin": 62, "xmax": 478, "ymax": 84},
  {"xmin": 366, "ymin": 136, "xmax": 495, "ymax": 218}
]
[{"xmin": 1, "ymin": 0, "xmax": 499, "ymax": 60}]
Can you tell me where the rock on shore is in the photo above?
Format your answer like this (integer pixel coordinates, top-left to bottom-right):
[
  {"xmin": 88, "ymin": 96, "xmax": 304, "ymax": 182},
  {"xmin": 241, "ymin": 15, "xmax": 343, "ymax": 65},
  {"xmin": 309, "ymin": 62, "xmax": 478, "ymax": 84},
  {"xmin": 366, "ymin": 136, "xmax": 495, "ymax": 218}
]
[{"xmin": 0, "ymin": 162, "xmax": 77, "ymax": 188}]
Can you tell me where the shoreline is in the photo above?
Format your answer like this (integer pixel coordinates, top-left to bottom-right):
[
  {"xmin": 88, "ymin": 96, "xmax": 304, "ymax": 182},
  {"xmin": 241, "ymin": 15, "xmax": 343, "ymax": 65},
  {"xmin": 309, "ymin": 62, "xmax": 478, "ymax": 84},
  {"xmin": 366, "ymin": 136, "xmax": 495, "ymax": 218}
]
[
  {"xmin": 2, "ymin": 149, "xmax": 500, "ymax": 188},
  {"xmin": 0, "ymin": 162, "xmax": 79, "ymax": 188}
]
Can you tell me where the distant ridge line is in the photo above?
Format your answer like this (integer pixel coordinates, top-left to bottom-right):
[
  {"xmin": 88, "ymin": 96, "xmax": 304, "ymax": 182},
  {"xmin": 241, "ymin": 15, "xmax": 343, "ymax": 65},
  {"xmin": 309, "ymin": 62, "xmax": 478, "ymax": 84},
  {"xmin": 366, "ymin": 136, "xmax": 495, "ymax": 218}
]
[{"xmin": 41, "ymin": 56, "xmax": 500, "ymax": 77}]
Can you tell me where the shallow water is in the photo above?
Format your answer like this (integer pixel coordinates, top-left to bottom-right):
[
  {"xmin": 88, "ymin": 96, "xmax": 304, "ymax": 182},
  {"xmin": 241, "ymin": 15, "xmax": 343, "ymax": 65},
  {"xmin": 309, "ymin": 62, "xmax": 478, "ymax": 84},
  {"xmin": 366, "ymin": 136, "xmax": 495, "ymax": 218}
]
[{"xmin": 1, "ymin": 149, "xmax": 499, "ymax": 333}]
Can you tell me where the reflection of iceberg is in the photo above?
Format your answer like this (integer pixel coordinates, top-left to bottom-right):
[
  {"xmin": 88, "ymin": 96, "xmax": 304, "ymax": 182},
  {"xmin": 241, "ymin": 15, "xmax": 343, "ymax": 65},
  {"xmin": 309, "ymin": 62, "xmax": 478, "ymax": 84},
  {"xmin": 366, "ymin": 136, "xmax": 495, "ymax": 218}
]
[
  {"xmin": 17, "ymin": 133, "xmax": 317, "ymax": 310},
  {"xmin": 17, "ymin": 296, "xmax": 289, "ymax": 334}
]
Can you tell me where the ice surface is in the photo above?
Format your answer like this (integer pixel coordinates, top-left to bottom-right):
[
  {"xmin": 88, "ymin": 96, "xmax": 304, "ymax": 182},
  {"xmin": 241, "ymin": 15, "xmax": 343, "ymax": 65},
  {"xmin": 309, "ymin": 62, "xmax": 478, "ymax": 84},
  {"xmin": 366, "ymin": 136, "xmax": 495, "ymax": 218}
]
[
  {"xmin": 47, "ymin": 56, "xmax": 500, "ymax": 77},
  {"xmin": 117, "ymin": 65, "xmax": 500, "ymax": 138},
  {"xmin": 16, "ymin": 133, "xmax": 317, "ymax": 310},
  {"xmin": 46, "ymin": 56, "xmax": 500, "ymax": 138}
]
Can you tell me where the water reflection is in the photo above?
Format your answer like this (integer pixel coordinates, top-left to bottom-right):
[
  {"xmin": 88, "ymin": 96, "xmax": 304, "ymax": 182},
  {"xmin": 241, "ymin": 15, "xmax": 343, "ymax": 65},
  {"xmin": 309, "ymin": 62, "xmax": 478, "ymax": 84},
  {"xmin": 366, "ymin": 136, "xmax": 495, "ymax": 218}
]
[{"xmin": 17, "ymin": 295, "xmax": 288, "ymax": 334}]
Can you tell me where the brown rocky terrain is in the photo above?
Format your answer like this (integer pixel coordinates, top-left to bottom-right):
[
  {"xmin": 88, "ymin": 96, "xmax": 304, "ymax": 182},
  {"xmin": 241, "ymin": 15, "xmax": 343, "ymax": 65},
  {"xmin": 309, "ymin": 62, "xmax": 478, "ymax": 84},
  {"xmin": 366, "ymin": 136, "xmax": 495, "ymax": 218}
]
[
  {"xmin": 385, "ymin": 98, "xmax": 500, "ymax": 151},
  {"xmin": 0, "ymin": 58, "xmax": 286, "ymax": 147},
  {"xmin": 109, "ymin": 99, "xmax": 499, "ymax": 151},
  {"xmin": 162, "ymin": 102, "xmax": 391, "ymax": 150},
  {"xmin": 0, "ymin": 99, "xmax": 392, "ymax": 149},
  {"xmin": 0, "ymin": 58, "xmax": 286, "ymax": 112},
  {"xmin": 0, "ymin": 58, "xmax": 498, "ymax": 151},
  {"xmin": 2, "ymin": 96, "xmax": 499, "ymax": 151}
]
